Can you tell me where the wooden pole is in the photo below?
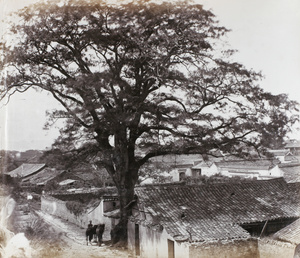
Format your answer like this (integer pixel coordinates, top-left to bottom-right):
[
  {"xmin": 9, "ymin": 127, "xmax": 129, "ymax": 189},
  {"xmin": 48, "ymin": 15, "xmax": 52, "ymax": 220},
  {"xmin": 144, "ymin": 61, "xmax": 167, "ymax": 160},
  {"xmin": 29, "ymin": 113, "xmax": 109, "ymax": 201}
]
[{"xmin": 259, "ymin": 220, "xmax": 268, "ymax": 238}]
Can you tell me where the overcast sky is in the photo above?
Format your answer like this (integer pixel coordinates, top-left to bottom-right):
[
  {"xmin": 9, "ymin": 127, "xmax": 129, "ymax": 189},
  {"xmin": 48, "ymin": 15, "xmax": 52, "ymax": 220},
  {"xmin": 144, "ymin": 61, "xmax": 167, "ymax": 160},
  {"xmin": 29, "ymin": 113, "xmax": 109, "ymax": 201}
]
[{"xmin": 0, "ymin": 0, "xmax": 300, "ymax": 151}]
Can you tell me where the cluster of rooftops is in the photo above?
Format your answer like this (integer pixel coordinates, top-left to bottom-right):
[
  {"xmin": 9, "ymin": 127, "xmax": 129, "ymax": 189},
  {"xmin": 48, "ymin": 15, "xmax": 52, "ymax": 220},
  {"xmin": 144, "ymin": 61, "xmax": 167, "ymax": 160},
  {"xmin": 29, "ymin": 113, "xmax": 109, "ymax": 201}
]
[
  {"xmin": 3, "ymin": 141, "xmax": 300, "ymax": 244},
  {"xmin": 131, "ymin": 178, "xmax": 300, "ymax": 242}
]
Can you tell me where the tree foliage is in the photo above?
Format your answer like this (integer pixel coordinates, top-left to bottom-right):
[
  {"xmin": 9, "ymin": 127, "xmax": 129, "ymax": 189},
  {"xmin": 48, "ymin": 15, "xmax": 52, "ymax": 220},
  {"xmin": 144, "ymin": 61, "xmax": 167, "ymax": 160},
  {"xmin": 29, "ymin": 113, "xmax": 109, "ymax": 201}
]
[
  {"xmin": 1, "ymin": 0, "xmax": 299, "ymax": 244},
  {"xmin": 0, "ymin": 150, "xmax": 18, "ymax": 174}
]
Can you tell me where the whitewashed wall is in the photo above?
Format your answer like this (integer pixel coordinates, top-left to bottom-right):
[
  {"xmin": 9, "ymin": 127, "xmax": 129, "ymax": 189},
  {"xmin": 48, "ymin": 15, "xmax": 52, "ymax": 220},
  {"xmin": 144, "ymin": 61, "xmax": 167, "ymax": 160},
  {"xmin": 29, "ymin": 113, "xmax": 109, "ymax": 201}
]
[{"xmin": 41, "ymin": 195, "xmax": 115, "ymax": 240}]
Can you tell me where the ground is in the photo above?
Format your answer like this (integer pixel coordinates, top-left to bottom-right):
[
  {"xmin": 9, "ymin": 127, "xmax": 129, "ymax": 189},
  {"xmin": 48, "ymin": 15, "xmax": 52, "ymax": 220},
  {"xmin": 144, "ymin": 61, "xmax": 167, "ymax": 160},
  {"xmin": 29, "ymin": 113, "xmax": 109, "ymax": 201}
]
[
  {"xmin": 8, "ymin": 194, "xmax": 130, "ymax": 258},
  {"xmin": 33, "ymin": 210, "xmax": 129, "ymax": 258}
]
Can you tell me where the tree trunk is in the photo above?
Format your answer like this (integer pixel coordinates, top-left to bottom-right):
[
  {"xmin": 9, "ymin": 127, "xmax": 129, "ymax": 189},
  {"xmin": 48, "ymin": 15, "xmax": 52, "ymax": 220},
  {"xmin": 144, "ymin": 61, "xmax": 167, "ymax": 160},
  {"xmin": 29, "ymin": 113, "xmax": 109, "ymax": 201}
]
[
  {"xmin": 105, "ymin": 126, "xmax": 139, "ymax": 246},
  {"xmin": 110, "ymin": 185, "xmax": 135, "ymax": 246}
]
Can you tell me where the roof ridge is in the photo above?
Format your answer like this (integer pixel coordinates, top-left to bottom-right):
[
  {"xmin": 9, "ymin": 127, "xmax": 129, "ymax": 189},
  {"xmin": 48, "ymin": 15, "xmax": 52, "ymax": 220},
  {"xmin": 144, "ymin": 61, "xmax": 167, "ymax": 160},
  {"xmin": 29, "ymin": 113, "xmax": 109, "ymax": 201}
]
[
  {"xmin": 21, "ymin": 163, "xmax": 46, "ymax": 165},
  {"xmin": 135, "ymin": 177, "xmax": 287, "ymax": 190},
  {"xmin": 279, "ymin": 163, "xmax": 300, "ymax": 168}
]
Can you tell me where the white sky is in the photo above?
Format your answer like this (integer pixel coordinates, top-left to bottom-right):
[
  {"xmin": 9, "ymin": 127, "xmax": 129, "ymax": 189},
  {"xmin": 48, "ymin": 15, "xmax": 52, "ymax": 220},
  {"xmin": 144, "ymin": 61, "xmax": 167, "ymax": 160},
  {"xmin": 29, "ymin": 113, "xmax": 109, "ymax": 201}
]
[{"xmin": 0, "ymin": 0, "xmax": 300, "ymax": 151}]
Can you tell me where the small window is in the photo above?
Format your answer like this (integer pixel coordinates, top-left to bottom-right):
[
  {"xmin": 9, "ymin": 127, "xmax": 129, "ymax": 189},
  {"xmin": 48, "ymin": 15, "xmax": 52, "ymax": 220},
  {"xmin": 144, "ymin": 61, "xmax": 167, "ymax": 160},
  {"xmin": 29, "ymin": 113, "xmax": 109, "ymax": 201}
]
[
  {"xmin": 195, "ymin": 169, "xmax": 202, "ymax": 176},
  {"xmin": 179, "ymin": 172, "xmax": 185, "ymax": 181},
  {"xmin": 192, "ymin": 169, "xmax": 201, "ymax": 178}
]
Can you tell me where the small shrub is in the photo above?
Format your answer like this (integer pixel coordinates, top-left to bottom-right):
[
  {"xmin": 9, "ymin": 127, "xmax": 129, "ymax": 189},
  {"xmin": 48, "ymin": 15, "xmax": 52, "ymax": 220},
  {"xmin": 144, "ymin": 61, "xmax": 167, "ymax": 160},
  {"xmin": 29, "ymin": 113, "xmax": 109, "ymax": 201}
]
[
  {"xmin": 25, "ymin": 218, "xmax": 48, "ymax": 239},
  {"xmin": 66, "ymin": 201, "xmax": 84, "ymax": 216}
]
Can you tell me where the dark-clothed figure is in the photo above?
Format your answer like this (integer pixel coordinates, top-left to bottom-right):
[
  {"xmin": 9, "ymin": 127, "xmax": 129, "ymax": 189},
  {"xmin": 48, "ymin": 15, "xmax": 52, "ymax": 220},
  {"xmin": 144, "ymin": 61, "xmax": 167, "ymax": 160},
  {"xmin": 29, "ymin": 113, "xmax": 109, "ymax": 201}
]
[
  {"xmin": 85, "ymin": 222, "xmax": 105, "ymax": 246},
  {"xmin": 86, "ymin": 221, "xmax": 94, "ymax": 245},
  {"xmin": 96, "ymin": 224, "xmax": 105, "ymax": 246}
]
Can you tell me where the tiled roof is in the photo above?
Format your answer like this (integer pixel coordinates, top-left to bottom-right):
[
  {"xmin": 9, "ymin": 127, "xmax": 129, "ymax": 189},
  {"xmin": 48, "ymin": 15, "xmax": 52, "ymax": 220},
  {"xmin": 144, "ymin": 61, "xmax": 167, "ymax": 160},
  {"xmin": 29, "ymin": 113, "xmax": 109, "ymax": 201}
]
[
  {"xmin": 73, "ymin": 172, "xmax": 97, "ymax": 181},
  {"xmin": 133, "ymin": 178, "xmax": 300, "ymax": 242},
  {"xmin": 6, "ymin": 164, "xmax": 46, "ymax": 178},
  {"xmin": 273, "ymin": 218, "xmax": 300, "ymax": 244},
  {"xmin": 287, "ymin": 182, "xmax": 300, "ymax": 200},
  {"xmin": 22, "ymin": 168, "xmax": 64, "ymax": 185},
  {"xmin": 192, "ymin": 161, "xmax": 214, "ymax": 169},
  {"xmin": 71, "ymin": 165, "xmax": 108, "ymax": 181},
  {"xmin": 268, "ymin": 149, "xmax": 293, "ymax": 157},
  {"xmin": 285, "ymin": 141, "xmax": 300, "ymax": 149},
  {"xmin": 285, "ymin": 155, "xmax": 299, "ymax": 162},
  {"xmin": 150, "ymin": 154, "xmax": 203, "ymax": 164},
  {"xmin": 267, "ymin": 149, "xmax": 289, "ymax": 156},
  {"xmin": 279, "ymin": 163, "xmax": 300, "ymax": 183},
  {"xmin": 215, "ymin": 159, "xmax": 279, "ymax": 170}
]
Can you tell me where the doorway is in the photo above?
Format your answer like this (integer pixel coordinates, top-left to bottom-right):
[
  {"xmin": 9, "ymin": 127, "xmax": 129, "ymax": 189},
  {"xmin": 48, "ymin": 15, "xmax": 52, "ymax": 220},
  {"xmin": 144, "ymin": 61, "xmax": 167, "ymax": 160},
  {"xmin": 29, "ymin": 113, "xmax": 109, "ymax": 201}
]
[
  {"xmin": 135, "ymin": 224, "xmax": 140, "ymax": 256},
  {"xmin": 168, "ymin": 239, "xmax": 175, "ymax": 258}
]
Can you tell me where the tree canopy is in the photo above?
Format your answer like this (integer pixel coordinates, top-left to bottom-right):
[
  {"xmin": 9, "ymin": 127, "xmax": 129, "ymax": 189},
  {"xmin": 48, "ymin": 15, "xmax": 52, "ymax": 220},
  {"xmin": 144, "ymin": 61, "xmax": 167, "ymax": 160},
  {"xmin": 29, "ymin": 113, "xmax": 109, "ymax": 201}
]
[{"xmin": 1, "ymin": 0, "xmax": 299, "ymax": 243}]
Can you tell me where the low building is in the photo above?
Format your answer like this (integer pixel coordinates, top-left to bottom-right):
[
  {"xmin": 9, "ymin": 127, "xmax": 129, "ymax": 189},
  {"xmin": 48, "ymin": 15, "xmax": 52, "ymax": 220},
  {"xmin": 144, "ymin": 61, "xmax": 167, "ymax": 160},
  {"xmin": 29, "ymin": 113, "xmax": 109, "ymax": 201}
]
[
  {"xmin": 128, "ymin": 178, "xmax": 300, "ymax": 258},
  {"xmin": 191, "ymin": 161, "xmax": 219, "ymax": 177},
  {"xmin": 171, "ymin": 159, "xmax": 283, "ymax": 182},
  {"xmin": 285, "ymin": 140, "xmax": 300, "ymax": 155},
  {"xmin": 21, "ymin": 167, "xmax": 64, "ymax": 188},
  {"xmin": 150, "ymin": 155, "xmax": 203, "ymax": 182},
  {"xmin": 169, "ymin": 162, "xmax": 195, "ymax": 182},
  {"xmin": 267, "ymin": 149, "xmax": 298, "ymax": 163},
  {"xmin": 5, "ymin": 163, "xmax": 46, "ymax": 179},
  {"xmin": 215, "ymin": 159, "xmax": 282, "ymax": 180}
]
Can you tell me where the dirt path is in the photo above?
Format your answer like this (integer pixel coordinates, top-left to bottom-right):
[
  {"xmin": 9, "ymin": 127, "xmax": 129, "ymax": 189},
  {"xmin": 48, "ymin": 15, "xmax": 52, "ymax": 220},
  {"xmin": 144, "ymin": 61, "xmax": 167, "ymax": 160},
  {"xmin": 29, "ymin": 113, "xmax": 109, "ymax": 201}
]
[{"xmin": 35, "ymin": 210, "xmax": 130, "ymax": 258}]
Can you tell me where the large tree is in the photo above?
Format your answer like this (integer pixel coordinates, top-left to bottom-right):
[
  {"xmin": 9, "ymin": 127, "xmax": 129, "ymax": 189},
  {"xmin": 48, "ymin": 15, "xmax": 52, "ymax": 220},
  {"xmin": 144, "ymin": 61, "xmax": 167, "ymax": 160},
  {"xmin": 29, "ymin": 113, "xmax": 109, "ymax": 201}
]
[{"xmin": 0, "ymin": 0, "xmax": 298, "ymax": 244}]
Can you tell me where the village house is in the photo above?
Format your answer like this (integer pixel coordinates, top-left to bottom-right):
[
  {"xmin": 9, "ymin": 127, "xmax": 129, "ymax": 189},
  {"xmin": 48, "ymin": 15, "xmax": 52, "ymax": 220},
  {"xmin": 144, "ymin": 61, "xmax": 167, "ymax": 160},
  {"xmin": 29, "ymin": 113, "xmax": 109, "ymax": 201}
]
[
  {"xmin": 214, "ymin": 159, "xmax": 282, "ymax": 180},
  {"xmin": 21, "ymin": 167, "xmax": 64, "ymax": 189},
  {"xmin": 169, "ymin": 162, "xmax": 196, "ymax": 182},
  {"xmin": 285, "ymin": 140, "xmax": 300, "ymax": 155},
  {"xmin": 13, "ymin": 166, "xmax": 85, "ymax": 191},
  {"xmin": 138, "ymin": 154, "xmax": 203, "ymax": 184},
  {"xmin": 141, "ymin": 153, "xmax": 289, "ymax": 184},
  {"xmin": 70, "ymin": 164, "xmax": 113, "ymax": 187},
  {"xmin": 4, "ymin": 163, "xmax": 47, "ymax": 179},
  {"xmin": 170, "ymin": 159, "xmax": 283, "ymax": 182},
  {"xmin": 191, "ymin": 161, "xmax": 219, "ymax": 177},
  {"xmin": 45, "ymin": 164, "xmax": 110, "ymax": 190},
  {"xmin": 4, "ymin": 162, "xmax": 110, "ymax": 192},
  {"xmin": 3, "ymin": 163, "xmax": 48, "ymax": 187},
  {"xmin": 267, "ymin": 149, "xmax": 298, "ymax": 163},
  {"xmin": 127, "ymin": 178, "xmax": 300, "ymax": 258},
  {"xmin": 52, "ymin": 170, "xmax": 95, "ymax": 191},
  {"xmin": 150, "ymin": 154, "xmax": 203, "ymax": 165},
  {"xmin": 150, "ymin": 153, "xmax": 284, "ymax": 183}
]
